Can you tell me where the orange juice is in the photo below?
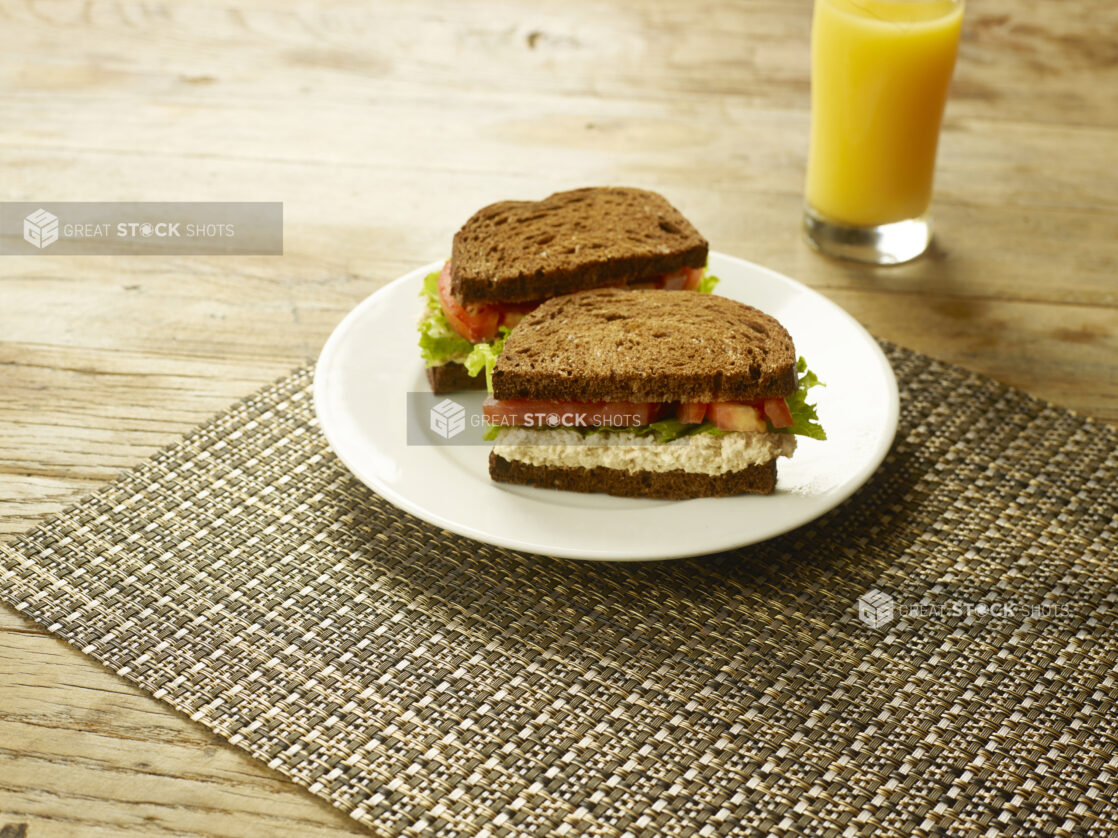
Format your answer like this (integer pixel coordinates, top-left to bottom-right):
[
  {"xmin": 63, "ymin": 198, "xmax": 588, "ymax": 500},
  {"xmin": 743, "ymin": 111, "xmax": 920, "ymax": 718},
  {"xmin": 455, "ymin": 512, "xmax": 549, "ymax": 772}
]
[{"xmin": 806, "ymin": 0, "xmax": 963, "ymax": 227}]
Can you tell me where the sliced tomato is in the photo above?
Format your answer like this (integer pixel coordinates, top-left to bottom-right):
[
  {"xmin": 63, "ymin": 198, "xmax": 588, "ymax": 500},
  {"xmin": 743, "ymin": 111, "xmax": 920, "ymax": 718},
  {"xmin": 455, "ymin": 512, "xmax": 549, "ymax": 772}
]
[
  {"xmin": 591, "ymin": 401, "xmax": 664, "ymax": 427},
  {"xmin": 676, "ymin": 402, "xmax": 708, "ymax": 424},
  {"xmin": 483, "ymin": 397, "xmax": 663, "ymax": 428},
  {"xmin": 763, "ymin": 398, "xmax": 794, "ymax": 429},
  {"xmin": 437, "ymin": 262, "xmax": 500, "ymax": 343},
  {"xmin": 708, "ymin": 402, "xmax": 766, "ymax": 433},
  {"xmin": 681, "ymin": 267, "xmax": 705, "ymax": 291}
]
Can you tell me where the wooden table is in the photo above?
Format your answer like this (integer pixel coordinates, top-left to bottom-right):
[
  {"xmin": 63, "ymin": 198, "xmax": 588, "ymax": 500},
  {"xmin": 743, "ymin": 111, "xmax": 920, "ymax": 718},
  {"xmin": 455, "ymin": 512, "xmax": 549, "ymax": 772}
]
[{"xmin": 2, "ymin": 0, "xmax": 1114, "ymax": 834}]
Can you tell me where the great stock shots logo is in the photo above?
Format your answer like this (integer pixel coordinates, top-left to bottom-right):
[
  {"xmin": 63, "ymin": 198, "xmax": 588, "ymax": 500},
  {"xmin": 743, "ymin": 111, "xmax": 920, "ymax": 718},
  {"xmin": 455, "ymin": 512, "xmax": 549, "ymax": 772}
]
[
  {"xmin": 2, "ymin": 202, "xmax": 283, "ymax": 255},
  {"xmin": 857, "ymin": 587, "xmax": 1074, "ymax": 630},
  {"xmin": 858, "ymin": 589, "xmax": 895, "ymax": 628},
  {"xmin": 23, "ymin": 208, "xmax": 59, "ymax": 249},
  {"xmin": 429, "ymin": 398, "xmax": 467, "ymax": 440}
]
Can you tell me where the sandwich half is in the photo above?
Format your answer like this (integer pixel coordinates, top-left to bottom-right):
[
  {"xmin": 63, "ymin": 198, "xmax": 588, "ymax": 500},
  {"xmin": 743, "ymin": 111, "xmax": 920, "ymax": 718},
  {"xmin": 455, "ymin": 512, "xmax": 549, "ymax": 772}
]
[
  {"xmin": 419, "ymin": 186, "xmax": 716, "ymax": 394},
  {"xmin": 482, "ymin": 288, "xmax": 825, "ymax": 499}
]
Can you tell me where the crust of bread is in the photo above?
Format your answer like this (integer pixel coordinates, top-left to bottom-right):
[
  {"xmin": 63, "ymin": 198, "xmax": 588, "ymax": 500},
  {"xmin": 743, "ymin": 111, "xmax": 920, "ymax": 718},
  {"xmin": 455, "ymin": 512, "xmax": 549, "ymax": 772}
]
[
  {"xmin": 450, "ymin": 187, "xmax": 707, "ymax": 305},
  {"xmin": 491, "ymin": 288, "xmax": 797, "ymax": 403},
  {"xmin": 489, "ymin": 453, "xmax": 777, "ymax": 498},
  {"xmin": 425, "ymin": 362, "xmax": 487, "ymax": 394}
]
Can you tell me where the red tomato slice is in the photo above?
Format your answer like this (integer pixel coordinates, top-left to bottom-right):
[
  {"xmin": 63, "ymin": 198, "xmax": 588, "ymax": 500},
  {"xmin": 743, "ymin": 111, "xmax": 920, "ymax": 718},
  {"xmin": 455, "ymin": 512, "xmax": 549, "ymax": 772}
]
[
  {"xmin": 596, "ymin": 401, "xmax": 665, "ymax": 427},
  {"xmin": 681, "ymin": 267, "xmax": 704, "ymax": 291},
  {"xmin": 676, "ymin": 402, "xmax": 708, "ymax": 424},
  {"xmin": 438, "ymin": 262, "xmax": 500, "ymax": 343},
  {"xmin": 763, "ymin": 398, "xmax": 794, "ymax": 429},
  {"xmin": 483, "ymin": 397, "xmax": 663, "ymax": 428},
  {"xmin": 708, "ymin": 402, "xmax": 766, "ymax": 433}
]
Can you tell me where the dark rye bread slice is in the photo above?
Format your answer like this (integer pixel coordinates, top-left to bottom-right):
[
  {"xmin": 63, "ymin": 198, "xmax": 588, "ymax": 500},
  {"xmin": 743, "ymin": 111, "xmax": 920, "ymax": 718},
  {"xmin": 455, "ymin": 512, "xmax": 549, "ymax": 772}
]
[
  {"xmin": 450, "ymin": 187, "xmax": 708, "ymax": 305},
  {"xmin": 490, "ymin": 453, "xmax": 778, "ymax": 498},
  {"xmin": 491, "ymin": 288, "xmax": 797, "ymax": 403},
  {"xmin": 425, "ymin": 362, "xmax": 487, "ymax": 395}
]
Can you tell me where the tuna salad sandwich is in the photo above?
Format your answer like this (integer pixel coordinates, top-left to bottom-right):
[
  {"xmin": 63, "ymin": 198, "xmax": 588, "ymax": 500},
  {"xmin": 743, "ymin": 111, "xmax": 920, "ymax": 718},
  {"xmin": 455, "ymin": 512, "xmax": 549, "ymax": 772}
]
[
  {"xmin": 480, "ymin": 288, "xmax": 826, "ymax": 499},
  {"xmin": 418, "ymin": 186, "xmax": 718, "ymax": 393}
]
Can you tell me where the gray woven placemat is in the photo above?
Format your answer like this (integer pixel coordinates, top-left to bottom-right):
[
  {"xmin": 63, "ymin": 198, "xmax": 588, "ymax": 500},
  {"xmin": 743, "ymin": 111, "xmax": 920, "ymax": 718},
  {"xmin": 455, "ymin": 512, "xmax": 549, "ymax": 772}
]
[{"xmin": 2, "ymin": 342, "xmax": 1116, "ymax": 837}]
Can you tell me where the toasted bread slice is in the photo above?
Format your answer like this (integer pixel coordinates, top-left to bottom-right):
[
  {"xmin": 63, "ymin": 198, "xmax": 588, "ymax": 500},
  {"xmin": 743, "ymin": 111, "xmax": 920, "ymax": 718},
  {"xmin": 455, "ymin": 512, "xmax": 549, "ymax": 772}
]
[
  {"xmin": 491, "ymin": 288, "xmax": 797, "ymax": 403},
  {"xmin": 490, "ymin": 453, "xmax": 777, "ymax": 498},
  {"xmin": 450, "ymin": 187, "xmax": 707, "ymax": 305},
  {"xmin": 425, "ymin": 362, "xmax": 487, "ymax": 395}
]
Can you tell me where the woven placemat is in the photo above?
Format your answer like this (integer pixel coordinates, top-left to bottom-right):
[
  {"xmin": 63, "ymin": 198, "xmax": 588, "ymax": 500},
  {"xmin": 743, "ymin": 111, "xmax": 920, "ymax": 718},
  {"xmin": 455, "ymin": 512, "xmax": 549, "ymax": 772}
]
[{"xmin": 2, "ymin": 342, "xmax": 1116, "ymax": 837}]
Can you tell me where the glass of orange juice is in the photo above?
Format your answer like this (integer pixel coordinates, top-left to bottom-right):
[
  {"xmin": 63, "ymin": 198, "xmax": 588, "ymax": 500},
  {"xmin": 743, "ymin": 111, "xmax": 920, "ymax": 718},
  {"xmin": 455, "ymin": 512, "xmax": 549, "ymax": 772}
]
[{"xmin": 804, "ymin": 0, "xmax": 963, "ymax": 265}]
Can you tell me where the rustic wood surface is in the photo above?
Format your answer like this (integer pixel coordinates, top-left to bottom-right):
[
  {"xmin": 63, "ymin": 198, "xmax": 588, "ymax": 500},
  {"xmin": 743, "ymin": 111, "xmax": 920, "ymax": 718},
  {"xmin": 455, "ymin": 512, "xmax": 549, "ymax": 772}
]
[{"xmin": 1, "ymin": 0, "xmax": 1115, "ymax": 834}]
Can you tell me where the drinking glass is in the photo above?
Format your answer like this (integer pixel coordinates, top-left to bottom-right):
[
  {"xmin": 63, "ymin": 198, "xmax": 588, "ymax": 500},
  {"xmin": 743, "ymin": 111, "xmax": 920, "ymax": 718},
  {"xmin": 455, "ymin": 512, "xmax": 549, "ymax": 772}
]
[{"xmin": 803, "ymin": 0, "xmax": 964, "ymax": 265}]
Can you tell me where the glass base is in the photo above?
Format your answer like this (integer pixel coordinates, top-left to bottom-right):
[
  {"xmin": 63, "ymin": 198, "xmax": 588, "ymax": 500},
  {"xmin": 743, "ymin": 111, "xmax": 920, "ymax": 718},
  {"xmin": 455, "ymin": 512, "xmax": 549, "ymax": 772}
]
[{"xmin": 803, "ymin": 205, "xmax": 932, "ymax": 266}]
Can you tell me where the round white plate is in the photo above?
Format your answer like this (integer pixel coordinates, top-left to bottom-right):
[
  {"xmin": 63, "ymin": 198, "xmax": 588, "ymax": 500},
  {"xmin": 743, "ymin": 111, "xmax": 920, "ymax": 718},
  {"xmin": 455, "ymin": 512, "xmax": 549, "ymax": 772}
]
[{"xmin": 313, "ymin": 252, "xmax": 898, "ymax": 561}]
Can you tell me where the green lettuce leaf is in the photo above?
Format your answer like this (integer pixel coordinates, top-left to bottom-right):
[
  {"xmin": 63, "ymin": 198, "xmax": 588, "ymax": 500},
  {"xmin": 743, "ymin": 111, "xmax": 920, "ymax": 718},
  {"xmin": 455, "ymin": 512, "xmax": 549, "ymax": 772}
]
[
  {"xmin": 417, "ymin": 270, "xmax": 473, "ymax": 366},
  {"xmin": 778, "ymin": 357, "xmax": 827, "ymax": 440},
  {"xmin": 601, "ymin": 417, "xmax": 725, "ymax": 444},
  {"xmin": 464, "ymin": 326, "xmax": 512, "ymax": 392},
  {"xmin": 698, "ymin": 272, "xmax": 720, "ymax": 294}
]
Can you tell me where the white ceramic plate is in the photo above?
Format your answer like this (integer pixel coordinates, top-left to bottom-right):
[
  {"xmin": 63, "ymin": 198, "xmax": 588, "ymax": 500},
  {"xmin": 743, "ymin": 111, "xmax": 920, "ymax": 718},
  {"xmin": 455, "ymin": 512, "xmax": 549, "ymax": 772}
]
[{"xmin": 314, "ymin": 252, "xmax": 898, "ymax": 561}]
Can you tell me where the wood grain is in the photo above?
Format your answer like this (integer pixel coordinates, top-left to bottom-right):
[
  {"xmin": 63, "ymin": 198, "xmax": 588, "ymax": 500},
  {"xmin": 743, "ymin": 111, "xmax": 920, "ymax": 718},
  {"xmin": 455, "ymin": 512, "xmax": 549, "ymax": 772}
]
[
  {"xmin": 1, "ymin": 0, "xmax": 1115, "ymax": 834},
  {"xmin": 0, "ymin": 608, "xmax": 368, "ymax": 836}
]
